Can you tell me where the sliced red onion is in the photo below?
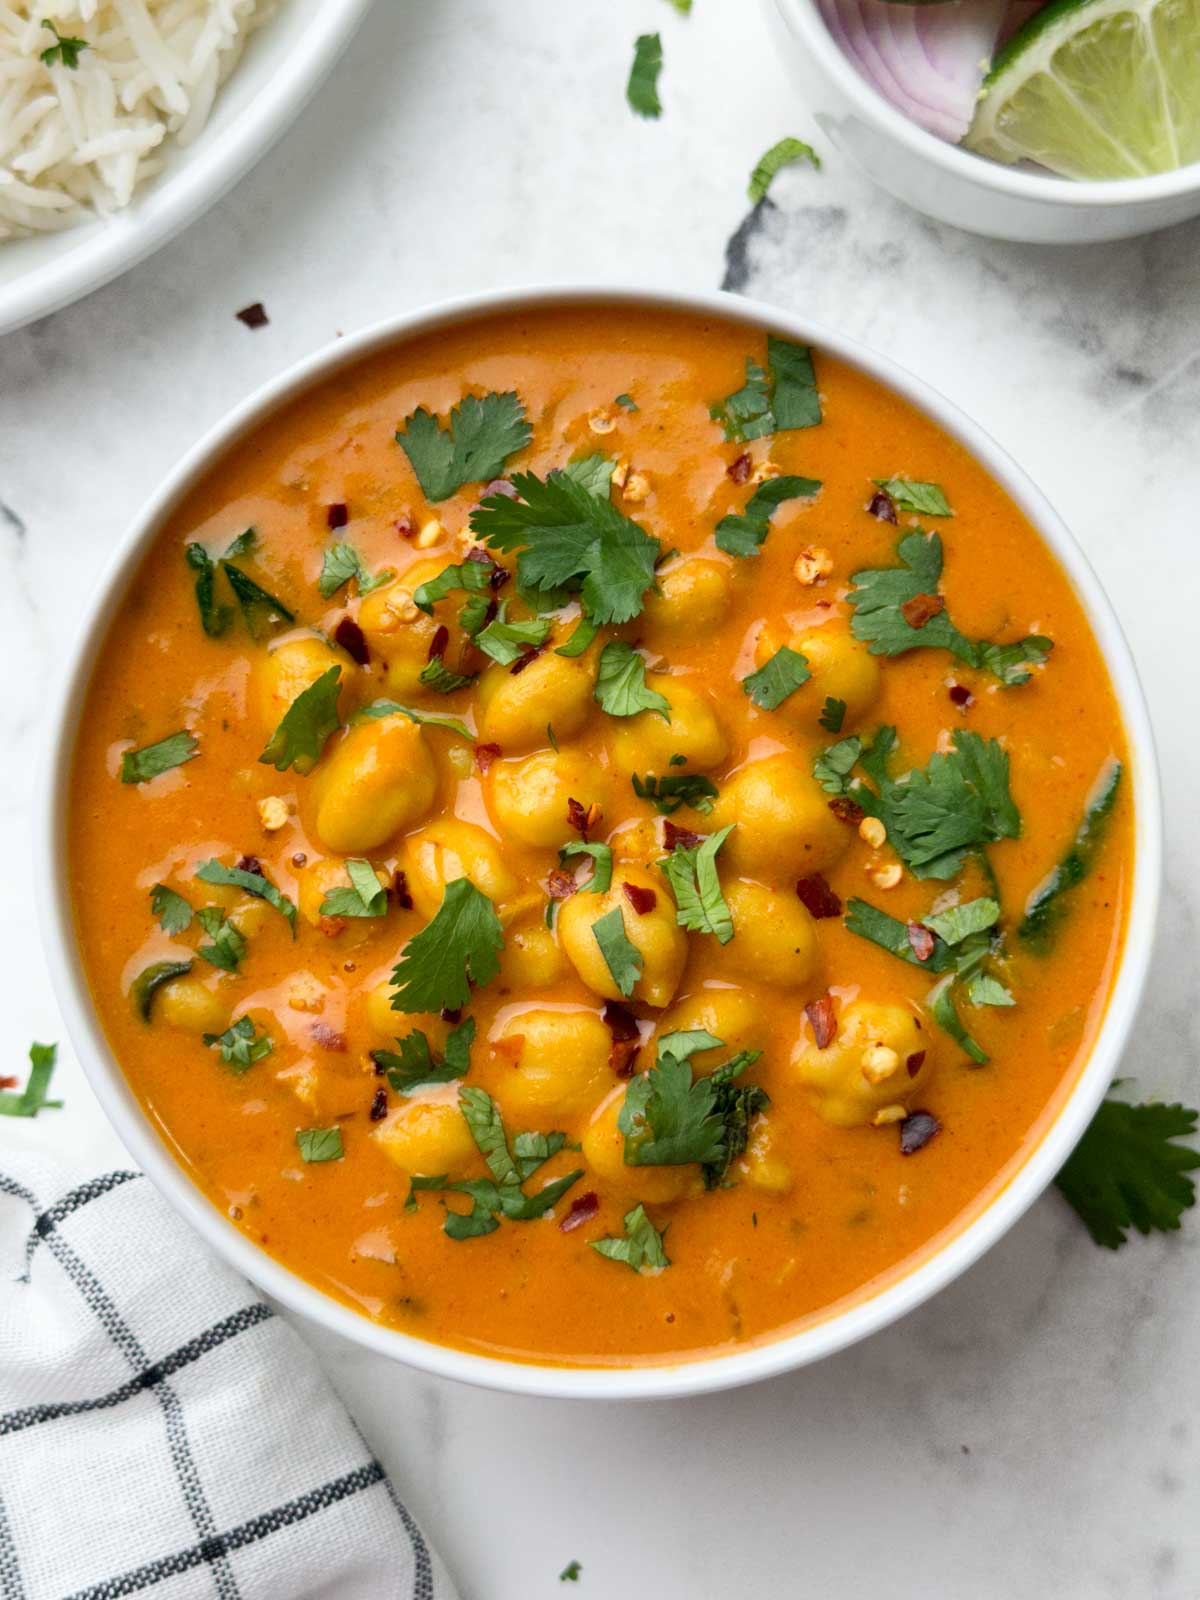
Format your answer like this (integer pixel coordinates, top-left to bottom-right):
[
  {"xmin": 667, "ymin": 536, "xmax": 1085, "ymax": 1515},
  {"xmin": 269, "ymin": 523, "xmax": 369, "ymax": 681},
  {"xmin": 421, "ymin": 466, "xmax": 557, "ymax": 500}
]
[{"xmin": 816, "ymin": 0, "xmax": 1008, "ymax": 144}]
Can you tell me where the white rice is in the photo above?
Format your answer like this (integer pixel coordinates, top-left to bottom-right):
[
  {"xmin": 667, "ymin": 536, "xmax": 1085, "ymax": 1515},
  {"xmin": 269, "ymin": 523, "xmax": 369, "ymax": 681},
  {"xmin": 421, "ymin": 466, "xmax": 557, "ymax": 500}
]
[{"xmin": 0, "ymin": 0, "xmax": 267, "ymax": 239}]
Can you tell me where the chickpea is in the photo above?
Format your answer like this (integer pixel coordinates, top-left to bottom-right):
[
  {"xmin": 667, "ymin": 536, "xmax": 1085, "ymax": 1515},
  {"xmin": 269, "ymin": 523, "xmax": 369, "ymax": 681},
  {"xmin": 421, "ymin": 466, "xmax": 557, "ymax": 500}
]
[
  {"xmin": 642, "ymin": 558, "xmax": 732, "ymax": 638},
  {"xmin": 153, "ymin": 974, "xmax": 228, "ymax": 1035},
  {"xmin": 309, "ymin": 715, "xmax": 436, "ymax": 855},
  {"xmin": 557, "ymin": 864, "xmax": 687, "ymax": 1008},
  {"xmin": 357, "ymin": 560, "xmax": 471, "ymax": 700},
  {"xmin": 658, "ymin": 987, "xmax": 764, "ymax": 1073},
  {"xmin": 608, "ymin": 677, "xmax": 729, "ymax": 774},
  {"xmin": 754, "ymin": 618, "xmax": 881, "ymax": 728},
  {"xmin": 258, "ymin": 634, "xmax": 353, "ymax": 737},
  {"xmin": 790, "ymin": 998, "xmax": 934, "ymax": 1127},
  {"xmin": 298, "ymin": 858, "xmax": 390, "ymax": 943},
  {"xmin": 582, "ymin": 1087, "xmax": 701, "ymax": 1203},
  {"xmin": 491, "ymin": 1009, "xmax": 612, "ymax": 1121},
  {"xmin": 721, "ymin": 879, "xmax": 819, "ymax": 988},
  {"xmin": 486, "ymin": 747, "xmax": 610, "ymax": 849},
  {"xmin": 402, "ymin": 818, "xmax": 518, "ymax": 923},
  {"xmin": 476, "ymin": 652, "xmax": 596, "ymax": 751},
  {"xmin": 709, "ymin": 754, "xmax": 847, "ymax": 881},
  {"xmin": 497, "ymin": 919, "xmax": 569, "ymax": 990},
  {"xmin": 371, "ymin": 1089, "xmax": 477, "ymax": 1178},
  {"xmin": 363, "ymin": 976, "xmax": 448, "ymax": 1048},
  {"xmin": 737, "ymin": 1118, "xmax": 793, "ymax": 1194}
]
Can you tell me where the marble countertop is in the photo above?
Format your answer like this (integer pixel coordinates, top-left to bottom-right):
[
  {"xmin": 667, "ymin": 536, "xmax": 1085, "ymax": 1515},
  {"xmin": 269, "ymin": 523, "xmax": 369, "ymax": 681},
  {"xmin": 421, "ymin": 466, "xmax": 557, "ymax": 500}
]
[{"xmin": 3, "ymin": 1, "xmax": 1199, "ymax": 1595}]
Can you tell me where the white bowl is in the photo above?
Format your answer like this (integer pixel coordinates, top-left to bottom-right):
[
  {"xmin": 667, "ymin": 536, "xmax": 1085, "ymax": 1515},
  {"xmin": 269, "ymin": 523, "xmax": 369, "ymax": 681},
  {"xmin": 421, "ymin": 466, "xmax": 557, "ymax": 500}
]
[
  {"xmin": 38, "ymin": 284, "xmax": 1162, "ymax": 1399},
  {"xmin": 0, "ymin": 0, "xmax": 374, "ymax": 337},
  {"xmin": 769, "ymin": 0, "xmax": 1200, "ymax": 244}
]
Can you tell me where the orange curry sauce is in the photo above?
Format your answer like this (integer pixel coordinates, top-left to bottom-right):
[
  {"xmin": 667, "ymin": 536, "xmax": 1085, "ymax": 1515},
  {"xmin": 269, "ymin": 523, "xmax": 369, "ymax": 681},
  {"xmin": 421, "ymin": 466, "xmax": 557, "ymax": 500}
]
[{"xmin": 69, "ymin": 306, "xmax": 1131, "ymax": 1366}]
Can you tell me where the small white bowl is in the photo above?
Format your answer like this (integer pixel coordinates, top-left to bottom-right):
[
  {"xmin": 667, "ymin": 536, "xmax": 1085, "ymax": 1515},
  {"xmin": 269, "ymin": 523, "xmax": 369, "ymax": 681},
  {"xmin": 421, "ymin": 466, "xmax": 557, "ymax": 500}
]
[
  {"xmin": 0, "ymin": 0, "xmax": 374, "ymax": 337},
  {"xmin": 37, "ymin": 284, "xmax": 1162, "ymax": 1399},
  {"xmin": 769, "ymin": 0, "xmax": 1200, "ymax": 243}
]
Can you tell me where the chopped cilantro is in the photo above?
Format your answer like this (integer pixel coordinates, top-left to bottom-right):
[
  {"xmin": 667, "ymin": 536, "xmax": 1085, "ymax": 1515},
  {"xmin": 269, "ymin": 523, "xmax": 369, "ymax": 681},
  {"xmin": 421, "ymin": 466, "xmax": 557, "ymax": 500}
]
[
  {"xmin": 819, "ymin": 695, "xmax": 846, "ymax": 733},
  {"xmin": 631, "ymin": 771, "xmax": 718, "ymax": 815},
  {"xmin": 131, "ymin": 960, "xmax": 193, "ymax": 1021},
  {"xmin": 928, "ymin": 974, "xmax": 989, "ymax": 1065},
  {"xmin": 350, "ymin": 700, "xmax": 473, "ymax": 740},
  {"xmin": 742, "ymin": 645, "xmax": 811, "ymax": 710},
  {"xmin": 0, "ymin": 1043, "xmax": 63, "ymax": 1118},
  {"xmin": 185, "ymin": 544, "xmax": 233, "ymax": 637},
  {"xmin": 297, "ymin": 1127, "xmax": 343, "ymax": 1163},
  {"xmin": 204, "ymin": 1017, "xmax": 272, "ymax": 1073},
  {"xmin": 555, "ymin": 615, "xmax": 599, "ymax": 658},
  {"xmin": 373, "ymin": 1017, "xmax": 475, "ymax": 1093},
  {"xmin": 1020, "ymin": 761, "xmax": 1122, "ymax": 952},
  {"xmin": 1055, "ymin": 1098, "xmax": 1199, "ymax": 1249},
  {"xmin": 872, "ymin": 477, "xmax": 952, "ymax": 517},
  {"xmin": 318, "ymin": 859, "xmax": 387, "ymax": 919},
  {"xmin": 812, "ymin": 732, "xmax": 866, "ymax": 795},
  {"xmin": 259, "ymin": 665, "xmax": 341, "ymax": 773},
  {"xmin": 592, "ymin": 906, "xmax": 643, "ymax": 998},
  {"xmin": 591, "ymin": 1203, "xmax": 670, "ymax": 1272},
  {"xmin": 845, "ymin": 899, "xmax": 954, "ymax": 972},
  {"xmin": 594, "ymin": 641, "xmax": 670, "ymax": 720},
  {"xmin": 412, "ymin": 559, "xmax": 493, "ymax": 614},
  {"xmin": 620, "ymin": 1037, "xmax": 765, "ymax": 1186},
  {"xmin": 120, "ymin": 731, "xmax": 198, "ymax": 785},
  {"xmin": 715, "ymin": 474, "xmax": 821, "ymax": 558},
  {"xmin": 563, "ymin": 453, "xmax": 617, "ymax": 497},
  {"xmin": 220, "ymin": 561, "xmax": 294, "ymax": 640},
  {"xmin": 389, "ymin": 879, "xmax": 504, "ymax": 1014},
  {"xmin": 748, "ymin": 137, "xmax": 820, "ymax": 203},
  {"xmin": 318, "ymin": 542, "xmax": 394, "ymax": 599},
  {"xmin": 560, "ymin": 1561, "xmax": 583, "ymax": 1583},
  {"xmin": 473, "ymin": 604, "xmax": 551, "ymax": 667},
  {"xmin": 195, "ymin": 906, "xmax": 246, "ymax": 973},
  {"xmin": 40, "ymin": 20, "xmax": 87, "ymax": 67},
  {"xmin": 150, "ymin": 884, "xmax": 193, "ymax": 935},
  {"xmin": 710, "ymin": 335, "xmax": 822, "ymax": 442},
  {"xmin": 195, "ymin": 859, "xmax": 297, "ymax": 935},
  {"xmin": 223, "ymin": 528, "xmax": 257, "ymax": 558},
  {"xmin": 419, "ymin": 658, "xmax": 476, "ymax": 694},
  {"xmin": 559, "ymin": 841, "xmax": 614, "ymax": 894},
  {"xmin": 395, "ymin": 392, "xmax": 531, "ymax": 501},
  {"xmin": 660, "ymin": 824, "xmax": 734, "ymax": 944},
  {"xmin": 627, "ymin": 32, "xmax": 663, "ymax": 117},
  {"xmin": 615, "ymin": 392, "xmax": 638, "ymax": 412}
]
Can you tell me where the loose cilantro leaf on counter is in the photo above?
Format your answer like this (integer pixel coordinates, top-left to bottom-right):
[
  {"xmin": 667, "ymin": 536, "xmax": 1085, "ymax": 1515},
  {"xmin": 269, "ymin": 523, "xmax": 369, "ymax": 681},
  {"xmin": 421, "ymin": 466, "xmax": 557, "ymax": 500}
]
[
  {"xmin": 594, "ymin": 641, "xmax": 670, "ymax": 720},
  {"xmin": 560, "ymin": 1561, "xmax": 583, "ymax": 1583},
  {"xmin": 195, "ymin": 906, "xmax": 246, "ymax": 973},
  {"xmin": 297, "ymin": 1127, "xmax": 343, "ymax": 1163},
  {"xmin": 660, "ymin": 824, "xmax": 734, "ymax": 944},
  {"xmin": 373, "ymin": 1017, "xmax": 475, "ymax": 1093},
  {"xmin": 0, "ymin": 1043, "xmax": 63, "ymax": 1118},
  {"xmin": 40, "ymin": 19, "xmax": 88, "ymax": 67},
  {"xmin": 1055, "ymin": 1098, "xmax": 1199, "ymax": 1249},
  {"xmin": 473, "ymin": 604, "xmax": 551, "ymax": 667},
  {"xmin": 318, "ymin": 859, "xmax": 388, "ymax": 919},
  {"xmin": 592, "ymin": 906, "xmax": 643, "ymax": 998},
  {"xmin": 715, "ymin": 474, "xmax": 822, "ymax": 558},
  {"xmin": 259, "ymin": 665, "xmax": 341, "ymax": 773},
  {"xmin": 748, "ymin": 137, "xmax": 820, "ymax": 203},
  {"xmin": 185, "ymin": 544, "xmax": 233, "ymax": 636},
  {"xmin": 195, "ymin": 859, "xmax": 297, "ymax": 935},
  {"xmin": 220, "ymin": 561, "xmax": 294, "ymax": 640},
  {"xmin": 412, "ymin": 558, "xmax": 494, "ymax": 613},
  {"xmin": 742, "ymin": 645, "xmax": 811, "ymax": 710},
  {"xmin": 419, "ymin": 658, "xmax": 476, "ymax": 694},
  {"xmin": 120, "ymin": 731, "xmax": 198, "ymax": 785},
  {"xmin": 131, "ymin": 960, "xmax": 193, "ymax": 1021},
  {"xmin": 710, "ymin": 335, "xmax": 822, "ymax": 442},
  {"xmin": 924, "ymin": 897, "xmax": 1002, "ymax": 946},
  {"xmin": 559, "ymin": 841, "xmax": 614, "ymax": 894},
  {"xmin": 396, "ymin": 391, "xmax": 531, "ymax": 501},
  {"xmin": 819, "ymin": 695, "xmax": 846, "ymax": 733},
  {"xmin": 150, "ymin": 884, "xmax": 193, "ymax": 935},
  {"xmin": 389, "ymin": 878, "xmax": 504, "ymax": 1014},
  {"xmin": 1019, "ymin": 760, "xmax": 1122, "ymax": 952},
  {"xmin": 620, "ymin": 1038, "xmax": 765, "ymax": 1185},
  {"xmin": 591, "ymin": 1203, "xmax": 670, "ymax": 1272},
  {"xmin": 318, "ymin": 542, "xmax": 394, "ymax": 599},
  {"xmin": 631, "ymin": 771, "xmax": 718, "ymax": 815},
  {"xmin": 204, "ymin": 1016, "xmax": 273, "ymax": 1073},
  {"xmin": 872, "ymin": 478, "xmax": 953, "ymax": 517},
  {"xmin": 350, "ymin": 700, "xmax": 473, "ymax": 740},
  {"xmin": 627, "ymin": 32, "xmax": 663, "ymax": 117}
]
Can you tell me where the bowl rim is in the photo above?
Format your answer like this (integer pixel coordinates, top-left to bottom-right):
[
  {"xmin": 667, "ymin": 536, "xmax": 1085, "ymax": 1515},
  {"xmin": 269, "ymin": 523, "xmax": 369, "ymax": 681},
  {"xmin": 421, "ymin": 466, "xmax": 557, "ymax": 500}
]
[
  {"xmin": 37, "ymin": 281, "xmax": 1163, "ymax": 1401},
  {"xmin": 0, "ymin": 0, "xmax": 375, "ymax": 338},
  {"xmin": 772, "ymin": 0, "xmax": 1200, "ymax": 209}
]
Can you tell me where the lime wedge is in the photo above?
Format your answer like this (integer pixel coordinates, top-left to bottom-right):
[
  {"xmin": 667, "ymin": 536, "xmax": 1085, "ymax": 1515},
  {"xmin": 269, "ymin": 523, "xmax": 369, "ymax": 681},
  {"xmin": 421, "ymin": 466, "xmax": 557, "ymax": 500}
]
[{"xmin": 966, "ymin": 0, "xmax": 1200, "ymax": 179}]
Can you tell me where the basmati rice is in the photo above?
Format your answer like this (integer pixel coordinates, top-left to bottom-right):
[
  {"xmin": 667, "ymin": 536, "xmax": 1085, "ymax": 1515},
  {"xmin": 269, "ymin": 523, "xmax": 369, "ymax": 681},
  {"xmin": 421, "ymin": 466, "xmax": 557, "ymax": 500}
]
[{"xmin": 0, "ymin": 0, "xmax": 269, "ymax": 239}]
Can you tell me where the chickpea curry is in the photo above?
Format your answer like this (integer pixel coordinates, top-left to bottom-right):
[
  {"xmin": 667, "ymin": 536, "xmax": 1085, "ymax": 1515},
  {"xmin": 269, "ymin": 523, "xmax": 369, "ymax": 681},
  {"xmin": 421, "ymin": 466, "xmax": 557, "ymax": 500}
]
[{"xmin": 68, "ymin": 305, "xmax": 1132, "ymax": 1367}]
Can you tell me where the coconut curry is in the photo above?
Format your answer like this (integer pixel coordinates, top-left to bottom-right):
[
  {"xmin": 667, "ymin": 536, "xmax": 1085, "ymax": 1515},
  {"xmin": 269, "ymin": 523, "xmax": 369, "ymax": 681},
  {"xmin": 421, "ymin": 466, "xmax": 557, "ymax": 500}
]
[{"xmin": 68, "ymin": 304, "xmax": 1131, "ymax": 1366}]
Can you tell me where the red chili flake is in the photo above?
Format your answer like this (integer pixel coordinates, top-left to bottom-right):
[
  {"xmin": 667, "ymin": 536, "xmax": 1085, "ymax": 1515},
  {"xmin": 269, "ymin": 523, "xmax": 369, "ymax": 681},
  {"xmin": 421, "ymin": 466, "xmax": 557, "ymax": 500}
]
[
  {"xmin": 291, "ymin": 852, "xmax": 307, "ymax": 868},
  {"xmin": 900, "ymin": 593, "xmax": 945, "ymax": 629},
  {"xmin": 310, "ymin": 1021, "xmax": 346, "ymax": 1052},
  {"xmin": 566, "ymin": 797, "xmax": 590, "ymax": 838},
  {"xmin": 395, "ymin": 514, "xmax": 416, "ymax": 540},
  {"xmin": 560, "ymin": 1191, "xmax": 600, "ymax": 1233},
  {"xmin": 603, "ymin": 1000, "xmax": 640, "ymax": 1043},
  {"xmin": 0, "ymin": 1075, "xmax": 16, "ymax": 1090},
  {"xmin": 663, "ymin": 819, "xmax": 703, "ymax": 852},
  {"xmin": 326, "ymin": 503, "xmax": 349, "ymax": 530},
  {"xmin": 805, "ymin": 993, "xmax": 837, "ymax": 1049},
  {"xmin": 441, "ymin": 1007, "xmax": 463, "ymax": 1025},
  {"xmin": 611, "ymin": 1040, "xmax": 641, "ymax": 1078},
  {"xmin": 547, "ymin": 869, "xmax": 577, "ymax": 901},
  {"xmin": 235, "ymin": 302, "xmax": 268, "ymax": 329},
  {"xmin": 623, "ymin": 881, "xmax": 657, "ymax": 915},
  {"xmin": 474, "ymin": 742, "xmax": 502, "ymax": 773},
  {"xmin": 829, "ymin": 796, "xmax": 865, "ymax": 825},
  {"xmin": 483, "ymin": 478, "xmax": 519, "ymax": 501},
  {"xmin": 867, "ymin": 488, "xmax": 897, "ymax": 523},
  {"xmin": 236, "ymin": 855, "xmax": 263, "ymax": 876},
  {"xmin": 369, "ymin": 1087, "xmax": 388, "ymax": 1122},
  {"xmin": 906, "ymin": 923, "xmax": 936, "ymax": 963},
  {"xmin": 899, "ymin": 1110, "xmax": 940, "ymax": 1155},
  {"xmin": 949, "ymin": 683, "xmax": 974, "ymax": 710},
  {"xmin": 906, "ymin": 1050, "xmax": 927, "ymax": 1078},
  {"xmin": 393, "ymin": 869, "xmax": 413, "ymax": 910},
  {"xmin": 490, "ymin": 565, "xmax": 510, "ymax": 591},
  {"xmin": 796, "ymin": 874, "xmax": 842, "ymax": 919},
  {"xmin": 333, "ymin": 615, "xmax": 369, "ymax": 665},
  {"xmin": 465, "ymin": 545, "xmax": 493, "ymax": 566},
  {"xmin": 727, "ymin": 452, "xmax": 752, "ymax": 485},
  {"xmin": 428, "ymin": 624, "xmax": 449, "ymax": 662},
  {"xmin": 509, "ymin": 642, "xmax": 546, "ymax": 675}
]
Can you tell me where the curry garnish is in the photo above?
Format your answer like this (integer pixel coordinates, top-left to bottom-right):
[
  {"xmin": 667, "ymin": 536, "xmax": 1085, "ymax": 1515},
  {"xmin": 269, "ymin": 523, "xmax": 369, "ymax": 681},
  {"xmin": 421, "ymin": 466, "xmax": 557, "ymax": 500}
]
[
  {"xmin": 626, "ymin": 32, "xmax": 663, "ymax": 118},
  {"xmin": 389, "ymin": 880, "xmax": 504, "ymax": 1014},
  {"xmin": 1054, "ymin": 1098, "xmax": 1199, "ymax": 1248},
  {"xmin": 748, "ymin": 137, "xmax": 821, "ymax": 203},
  {"xmin": 396, "ymin": 392, "xmax": 531, "ymax": 501},
  {"xmin": 120, "ymin": 730, "xmax": 198, "ymax": 785},
  {"xmin": 0, "ymin": 1044, "xmax": 63, "ymax": 1119},
  {"xmin": 592, "ymin": 1204, "xmax": 670, "ymax": 1272}
]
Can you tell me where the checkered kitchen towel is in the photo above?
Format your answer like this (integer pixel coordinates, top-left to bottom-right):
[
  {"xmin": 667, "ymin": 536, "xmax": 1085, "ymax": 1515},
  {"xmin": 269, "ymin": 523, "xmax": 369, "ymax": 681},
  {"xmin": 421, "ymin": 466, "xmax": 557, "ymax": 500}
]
[{"xmin": 0, "ymin": 1152, "xmax": 457, "ymax": 1600}]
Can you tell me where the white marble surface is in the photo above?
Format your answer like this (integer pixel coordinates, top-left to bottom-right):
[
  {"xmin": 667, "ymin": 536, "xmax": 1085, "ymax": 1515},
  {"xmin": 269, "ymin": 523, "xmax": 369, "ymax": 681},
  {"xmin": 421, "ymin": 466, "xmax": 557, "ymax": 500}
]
[{"xmin": 3, "ymin": 1, "xmax": 1199, "ymax": 1595}]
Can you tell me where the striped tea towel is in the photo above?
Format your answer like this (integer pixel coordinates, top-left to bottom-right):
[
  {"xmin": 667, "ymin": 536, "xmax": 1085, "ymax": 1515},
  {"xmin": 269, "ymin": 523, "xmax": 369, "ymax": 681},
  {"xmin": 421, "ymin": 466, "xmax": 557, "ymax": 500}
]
[{"xmin": 0, "ymin": 1151, "xmax": 458, "ymax": 1600}]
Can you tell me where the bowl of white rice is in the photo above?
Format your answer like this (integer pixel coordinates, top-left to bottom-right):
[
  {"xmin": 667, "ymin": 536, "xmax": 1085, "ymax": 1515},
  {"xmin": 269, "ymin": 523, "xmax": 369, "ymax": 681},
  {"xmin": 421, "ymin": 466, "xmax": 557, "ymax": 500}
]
[{"xmin": 0, "ymin": 0, "xmax": 373, "ymax": 334}]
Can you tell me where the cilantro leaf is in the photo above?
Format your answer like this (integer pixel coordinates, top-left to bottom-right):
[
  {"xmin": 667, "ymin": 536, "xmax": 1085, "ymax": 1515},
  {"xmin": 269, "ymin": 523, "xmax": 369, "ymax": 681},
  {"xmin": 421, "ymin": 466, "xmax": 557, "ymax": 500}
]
[
  {"xmin": 130, "ymin": 960, "xmax": 193, "ymax": 1021},
  {"xmin": 660, "ymin": 824, "xmax": 734, "ymax": 944},
  {"xmin": 923, "ymin": 896, "xmax": 1001, "ymax": 946},
  {"xmin": 396, "ymin": 392, "xmax": 531, "ymax": 501},
  {"xmin": 710, "ymin": 360, "xmax": 772, "ymax": 443},
  {"xmin": 204, "ymin": 1016, "xmax": 272, "ymax": 1073},
  {"xmin": 620, "ymin": 1043, "xmax": 765, "ymax": 1185},
  {"xmin": 412, "ymin": 558, "xmax": 494, "ymax": 614},
  {"xmin": 40, "ymin": 20, "xmax": 88, "ymax": 67},
  {"xmin": 594, "ymin": 641, "xmax": 670, "ymax": 720},
  {"xmin": 350, "ymin": 700, "xmax": 473, "ymax": 741},
  {"xmin": 591, "ymin": 1204, "xmax": 670, "ymax": 1272},
  {"xmin": 120, "ymin": 730, "xmax": 198, "ymax": 785},
  {"xmin": 389, "ymin": 879, "xmax": 504, "ymax": 1014},
  {"xmin": 872, "ymin": 478, "xmax": 953, "ymax": 517},
  {"xmin": 185, "ymin": 544, "xmax": 233, "ymax": 637},
  {"xmin": 223, "ymin": 528, "xmax": 257, "ymax": 559},
  {"xmin": 631, "ymin": 771, "xmax": 718, "ymax": 815},
  {"xmin": 929, "ymin": 975, "xmax": 989, "ymax": 1065},
  {"xmin": 592, "ymin": 906, "xmax": 643, "ymax": 998},
  {"xmin": 563, "ymin": 452, "xmax": 617, "ymax": 497},
  {"xmin": 297, "ymin": 1127, "xmax": 343, "ymax": 1163},
  {"xmin": 555, "ymin": 615, "xmax": 600, "ymax": 658},
  {"xmin": 1020, "ymin": 760, "xmax": 1122, "ymax": 952},
  {"xmin": 220, "ymin": 561, "xmax": 294, "ymax": 640},
  {"xmin": 742, "ymin": 645, "xmax": 811, "ymax": 710},
  {"xmin": 419, "ymin": 658, "xmax": 476, "ymax": 694},
  {"xmin": 559, "ymin": 841, "xmax": 614, "ymax": 894},
  {"xmin": 560, "ymin": 1561, "xmax": 583, "ymax": 1583},
  {"xmin": 844, "ymin": 898, "xmax": 955, "ymax": 973},
  {"xmin": 819, "ymin": 696, "xmax": 846, "ymax": 733},
  {"xmin": 0, "ymin": 1043, "xmax": 63, "ymax": 1119},
  {"xmin": 614, "ymin": 392, "xmax": 638, "ymax": 412},
  {"xmin": 748, "ymin": 137, "xmax": 820, "ymax": 203},
  {"xmin": 474, "ymin": 604, "xmax": 552, "ymax": 667},
  {"xmin": 812, "ymin": 733, "xmax": 864, "ymax": 794},
  {"xmin": 715, "ymin": 474, "xmax": 821, "ymax": 558},
  {"xmin": 373, "ymin": 1017, "xmax": 475, "ymax": 1092},
  {"xmin": 975, "ymin": 637, "xmax": 1055, "ymax": 686},
  {"xmin": 710, "ymin": 336, "xmax": 822, "ymax": 441},
  {"xmin": 318, "ymin": 542, "xmax": 394, "ymax": 599},
  {"xmin": 195, "ymin": 858, "xmax": 297, "ymax": 935},
  {"xmin": 318, "ymin": 859, "xmax": 387, "ymax": 919},
  {"xmin": 195, "ymin": 906, "xmax": 246, "ymax": 973},
  {"xmin": 150, "ymin": 884, "xmax": 193, "ymax": 935},
  {"xmin": 259, "ymin": 665, "xmax": 341, "ymax": 773},
  {"xmin": 627, "ymin": 32, "xmax": 663, "ymax": 117},
  {"xmin": 1054, "ymin": 1098, "xmax": 1199, "ymax": 1248}
]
